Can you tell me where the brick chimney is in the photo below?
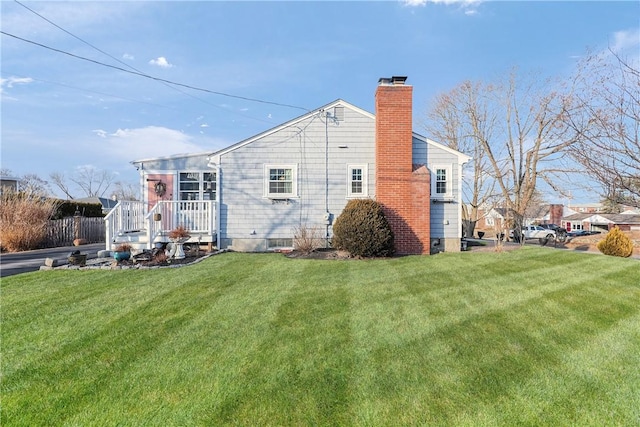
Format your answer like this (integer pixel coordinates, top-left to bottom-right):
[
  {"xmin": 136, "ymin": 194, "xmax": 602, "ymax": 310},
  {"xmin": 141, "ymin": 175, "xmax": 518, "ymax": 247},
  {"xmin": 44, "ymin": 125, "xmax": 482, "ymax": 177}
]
[
  {"xmin": 549, "ymin": 204, "xmax": 563, "ymax": 225},
  {"xmin": 375, "ymin": 76, "xmax": 430, "ymax": 255}
]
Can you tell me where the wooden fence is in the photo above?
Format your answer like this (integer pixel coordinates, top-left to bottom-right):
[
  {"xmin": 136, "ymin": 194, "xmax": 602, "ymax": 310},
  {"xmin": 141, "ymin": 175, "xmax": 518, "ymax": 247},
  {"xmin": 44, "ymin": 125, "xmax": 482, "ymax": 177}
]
[{"xmin": 44, "ymin": 217, "xmax": 105, "ymax": 247}]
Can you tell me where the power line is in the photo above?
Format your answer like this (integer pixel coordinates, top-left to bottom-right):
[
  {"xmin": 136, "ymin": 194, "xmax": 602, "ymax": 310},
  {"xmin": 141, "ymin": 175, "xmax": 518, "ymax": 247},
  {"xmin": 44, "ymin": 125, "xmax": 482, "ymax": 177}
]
[
  {"xmin": 12, "ymin": 0, "xmax": 276, "ymax": 125},
  {"xmin": 1, "ymin": 30, "xmax": 310, "ymax": 112}
]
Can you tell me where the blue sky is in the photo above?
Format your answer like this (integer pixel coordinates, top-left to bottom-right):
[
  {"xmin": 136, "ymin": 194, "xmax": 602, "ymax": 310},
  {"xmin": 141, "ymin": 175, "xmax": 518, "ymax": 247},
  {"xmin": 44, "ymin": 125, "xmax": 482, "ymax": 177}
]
[{"xmin": 2, "ymin": 0, "xmax": 639, "ymax": 202}]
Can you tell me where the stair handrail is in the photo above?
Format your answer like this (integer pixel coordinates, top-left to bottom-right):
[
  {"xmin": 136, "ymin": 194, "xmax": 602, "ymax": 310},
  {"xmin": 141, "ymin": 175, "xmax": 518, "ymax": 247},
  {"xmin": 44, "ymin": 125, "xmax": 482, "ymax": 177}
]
[
  {"xmin": 104, "ymin": 201, "xmax": 146, "ymax": 250},
  {"xmin": 145, "ymin": 203, "xmax": 164, "ymax": 250}
]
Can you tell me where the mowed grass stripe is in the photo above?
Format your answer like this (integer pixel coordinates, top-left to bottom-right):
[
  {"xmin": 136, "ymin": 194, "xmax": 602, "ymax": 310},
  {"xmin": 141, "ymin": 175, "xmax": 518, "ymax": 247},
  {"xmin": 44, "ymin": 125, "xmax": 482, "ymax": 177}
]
[{"xmin": 2, "ymin": 249, "xmax": 639, "ymax": 426}]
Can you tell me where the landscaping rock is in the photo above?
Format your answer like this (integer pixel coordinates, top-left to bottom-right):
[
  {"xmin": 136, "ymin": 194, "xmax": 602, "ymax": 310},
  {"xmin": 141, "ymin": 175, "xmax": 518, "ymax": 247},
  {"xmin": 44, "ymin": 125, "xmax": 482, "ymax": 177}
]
[
  {"xmin": 44, "ymin": 258, "xmax": 58, "ymax": 267},
  {"xmin": 97, "ymin": 250, "xmax": 111, "ymax": 258}
]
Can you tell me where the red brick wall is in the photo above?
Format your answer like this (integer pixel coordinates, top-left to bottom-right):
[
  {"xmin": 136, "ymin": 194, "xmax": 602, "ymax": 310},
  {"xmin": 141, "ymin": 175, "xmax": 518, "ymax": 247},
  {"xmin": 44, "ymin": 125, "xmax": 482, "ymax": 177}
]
[
  {"xmin": 549, "ymin": 204, "xmax": 563, "ymax": 225},
  {"xmin": 375, "ymin": 80, "xmax": 430, "ymax": 255}
]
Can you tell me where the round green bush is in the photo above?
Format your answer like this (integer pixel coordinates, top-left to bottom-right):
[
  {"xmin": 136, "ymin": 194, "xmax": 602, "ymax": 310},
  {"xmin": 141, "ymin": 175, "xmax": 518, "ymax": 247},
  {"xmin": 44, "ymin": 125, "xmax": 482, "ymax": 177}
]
[
  {"xmin": 332, "ymin": 199, "xmax": 394, "ymax": 257},
  {"xmin": 597, "ymin": 227, "xmax": 634, "ymax": 257}
]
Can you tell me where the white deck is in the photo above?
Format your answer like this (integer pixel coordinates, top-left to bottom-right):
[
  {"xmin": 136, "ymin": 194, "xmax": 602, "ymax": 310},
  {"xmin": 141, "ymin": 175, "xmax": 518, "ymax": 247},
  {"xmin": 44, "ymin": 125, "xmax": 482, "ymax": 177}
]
[{"xmin": 105, "ymin": 200, "xmax": 218, "ymax": 251}]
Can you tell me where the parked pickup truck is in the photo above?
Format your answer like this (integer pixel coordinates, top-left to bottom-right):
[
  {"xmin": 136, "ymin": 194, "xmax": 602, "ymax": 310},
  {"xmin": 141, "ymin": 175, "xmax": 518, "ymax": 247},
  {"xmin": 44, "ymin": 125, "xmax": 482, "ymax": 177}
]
[{"xmin": 510, "ymin": 225, "xmax": 557, "ymax": 243}]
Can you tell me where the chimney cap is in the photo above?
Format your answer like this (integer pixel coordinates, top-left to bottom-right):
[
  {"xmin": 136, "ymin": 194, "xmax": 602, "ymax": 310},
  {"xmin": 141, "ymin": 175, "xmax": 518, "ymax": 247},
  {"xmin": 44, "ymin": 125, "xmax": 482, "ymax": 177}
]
[{"xmin": 378, "ymin": 76, "xmax": 408, "ymax": 85}]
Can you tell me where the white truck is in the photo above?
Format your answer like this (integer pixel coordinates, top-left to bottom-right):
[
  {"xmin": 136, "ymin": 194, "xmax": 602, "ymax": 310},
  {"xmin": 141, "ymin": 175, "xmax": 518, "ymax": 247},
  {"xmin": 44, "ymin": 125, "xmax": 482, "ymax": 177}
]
[{"xmin": 510, "ymin": 225, "xmax": 557, "ymax": 244}]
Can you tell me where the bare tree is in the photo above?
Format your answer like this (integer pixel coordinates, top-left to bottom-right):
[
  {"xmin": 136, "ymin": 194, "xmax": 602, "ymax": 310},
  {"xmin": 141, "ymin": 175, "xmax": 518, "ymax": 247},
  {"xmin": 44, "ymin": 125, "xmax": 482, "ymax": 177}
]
[
  {"xmin": 426, "ymin": 69, "xmax": 583, "ymax": 241},
  {"xmin": 110, "ymin": 181, "xmax": 139, "ymax": 201},
  {"xmin": 0, "ymin": 169, "xmax": 51, "ymax": 196},
  {"xmin": 19, "ymin": 174, "xmax": 51, "ymax": 196},
  {"xmin": 50, "ymin": 167, "xmax": 116, "ymax": 199},
  {"xmin": 49, "ymin": 172, "xmax": 74, "ymax": 199},
  {"xmin": 567, "ymin": 49, "xmax": 640, "ymax": 207},
  {"xmin": 424, "ymin": 81, "xmax": 498, "ymax": 238}
]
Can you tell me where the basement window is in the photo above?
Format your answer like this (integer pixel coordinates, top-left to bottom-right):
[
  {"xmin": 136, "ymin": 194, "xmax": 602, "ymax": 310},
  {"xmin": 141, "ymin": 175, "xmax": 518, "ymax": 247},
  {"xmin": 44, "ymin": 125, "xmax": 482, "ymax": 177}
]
[{"xmin": 267, "ymin": 238, "xmax": 293, "ymax": 249}]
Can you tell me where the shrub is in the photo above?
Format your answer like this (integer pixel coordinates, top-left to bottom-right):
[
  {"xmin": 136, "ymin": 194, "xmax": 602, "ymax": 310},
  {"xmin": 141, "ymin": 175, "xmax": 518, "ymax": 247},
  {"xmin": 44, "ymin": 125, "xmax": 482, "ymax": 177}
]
[
  {"xmin": 293, "ymin": 224, "xmax": 324, "ymax": 254},
  {"xmin": 52, "ymin": 202, "xmax": 104, "ymax": 219},
  {"xmin": 169, "ymin": 225, "xmax": 190, "ymax": 239},
  {"xmin": 0, "ymin": 191, "xmax": 58, "ymax": 252},
  {"xmin": 597, "ymin": 227, "xmax": 634, "ymax": 258},
  {"xmin": 115, "ymin": 243, "xmax": 132, "ymax": 253},
  {"xmin": 332, "ymin": 199, "xmax": 394, "ymax": 257}
]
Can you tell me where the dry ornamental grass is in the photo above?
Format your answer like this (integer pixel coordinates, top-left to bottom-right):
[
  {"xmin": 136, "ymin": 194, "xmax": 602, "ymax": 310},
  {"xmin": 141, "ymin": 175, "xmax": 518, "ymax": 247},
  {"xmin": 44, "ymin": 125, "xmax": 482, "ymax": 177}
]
[{"xmin": 0, "ymin": 192, "xmax": 58, "ymax": 252}]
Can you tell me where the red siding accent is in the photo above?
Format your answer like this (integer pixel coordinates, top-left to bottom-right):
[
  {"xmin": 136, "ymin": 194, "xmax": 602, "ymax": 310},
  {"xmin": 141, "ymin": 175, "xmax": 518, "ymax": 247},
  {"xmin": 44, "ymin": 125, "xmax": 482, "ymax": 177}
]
[{"xmin": 375, "ymin": 81, "xmax": 431, "ymax": 255}]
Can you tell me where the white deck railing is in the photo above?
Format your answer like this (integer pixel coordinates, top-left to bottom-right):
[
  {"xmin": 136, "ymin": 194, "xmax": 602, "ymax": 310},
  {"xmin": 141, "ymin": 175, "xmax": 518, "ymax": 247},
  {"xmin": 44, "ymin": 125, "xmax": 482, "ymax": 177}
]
[
  {"xmin": 146, "ymin": 200, "xmax": 216, "ymax": 249},
  {"xmin": 104, "ymin": 201, "xmax": 146, "ymax": 250},
  {"xmin": 105, "ymin": 200, "xmax": 216, "ymax": 250}
]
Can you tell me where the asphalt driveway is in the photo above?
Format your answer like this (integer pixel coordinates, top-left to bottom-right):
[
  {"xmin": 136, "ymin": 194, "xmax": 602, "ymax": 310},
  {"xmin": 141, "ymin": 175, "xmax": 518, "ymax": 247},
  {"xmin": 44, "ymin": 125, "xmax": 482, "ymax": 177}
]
[{"xmin": 0, "ymin": 243, "xmax": 105, "ymax": 278}]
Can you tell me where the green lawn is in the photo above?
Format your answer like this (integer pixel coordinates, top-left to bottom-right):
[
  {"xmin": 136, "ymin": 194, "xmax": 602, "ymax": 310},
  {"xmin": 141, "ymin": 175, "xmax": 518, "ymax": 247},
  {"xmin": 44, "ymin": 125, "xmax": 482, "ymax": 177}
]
[{"xmin": 2, "ymin": 248, "xmax": 639, "ymax": 426}]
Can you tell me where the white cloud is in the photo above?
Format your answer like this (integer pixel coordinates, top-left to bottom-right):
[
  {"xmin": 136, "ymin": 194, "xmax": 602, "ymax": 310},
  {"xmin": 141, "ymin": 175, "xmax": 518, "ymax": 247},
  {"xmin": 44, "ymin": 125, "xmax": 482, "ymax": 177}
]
[
  {"xmin": 401, "ymin": 0, "xmax": 481, "ymax": 15},
  {"xmin": 402, "ymin": 0, "xmax": 479, "ymax": 6},
  {"xmin": 611, "ymin": 28, "xmax": 640, "ymax": 52},
  {"xmin": 123, "ymin": 53, "xmax": 135, "ymax": 61},
  {"xmin": 0, "ymin": 76, "xmax": 34, "ymax": 94},
  {"xmin": 106, "ymin": 126, "xmax": 205, "ymax": 161},
  {"xmin": 148, "ymin": 57, "xmax": 174, "ymax": 68},
  {"xmin": 200, "ymin": 123, "xmax": 209, "ymax": 128},
  {"xmin": 93, "ymin": 129, "xmax": 108, "ymax": 138}
]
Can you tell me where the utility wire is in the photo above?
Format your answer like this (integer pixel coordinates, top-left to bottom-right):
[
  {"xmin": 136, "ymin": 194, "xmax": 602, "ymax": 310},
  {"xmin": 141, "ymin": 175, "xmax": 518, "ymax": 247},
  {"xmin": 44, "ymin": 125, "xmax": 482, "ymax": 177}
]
[
  {"xmin": 1, "ymin": 30, "xmax": 310, "ymax": 112},
  {"xmin": 12, "ymin": 0, "xmax": 277, "ymax": 125}
]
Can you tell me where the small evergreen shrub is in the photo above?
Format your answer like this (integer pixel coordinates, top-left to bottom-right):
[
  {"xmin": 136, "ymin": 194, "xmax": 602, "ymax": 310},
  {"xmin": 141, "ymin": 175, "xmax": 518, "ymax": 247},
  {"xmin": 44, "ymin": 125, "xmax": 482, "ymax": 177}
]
[
  {"xmin": 597, "ymin": 227, "xmax": 634, "ymax": 258},
  {"xmin": 332, "ymin": 199, "xmax": 394, "ymax": 257}
]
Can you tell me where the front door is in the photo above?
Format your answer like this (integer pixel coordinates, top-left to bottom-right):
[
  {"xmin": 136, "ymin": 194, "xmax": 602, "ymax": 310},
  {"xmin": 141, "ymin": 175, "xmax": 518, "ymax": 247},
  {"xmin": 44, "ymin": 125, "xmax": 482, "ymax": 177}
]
[{"xmin": 146, "ymin": 173, "xmax": 174, "ymax": 211}]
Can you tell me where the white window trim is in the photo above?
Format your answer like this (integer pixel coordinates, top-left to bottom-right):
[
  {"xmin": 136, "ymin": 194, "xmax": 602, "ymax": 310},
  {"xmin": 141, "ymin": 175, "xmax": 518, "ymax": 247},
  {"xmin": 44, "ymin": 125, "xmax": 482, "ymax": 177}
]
[
  {"xmin": 431, "ymin": 164, "xmax": 453, "ymax": 199},
  {"xmin": 178, "ymin": 171, "xmax": 217, "ymax": 201},
  {"xmin": 346, "ymin": 164, "xmax": 368, "ymax": 198},
  {"xmin": 264, "ymin": 164, "xmax": 298, "ymax": 199}
]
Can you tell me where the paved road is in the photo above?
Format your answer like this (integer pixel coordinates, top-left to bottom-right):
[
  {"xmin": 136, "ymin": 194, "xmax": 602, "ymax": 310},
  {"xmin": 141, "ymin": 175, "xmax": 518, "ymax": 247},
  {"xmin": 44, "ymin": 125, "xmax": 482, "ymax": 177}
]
[{"xmin": 0, "ymin": 243, "xmax": 106, "ymax": 278}]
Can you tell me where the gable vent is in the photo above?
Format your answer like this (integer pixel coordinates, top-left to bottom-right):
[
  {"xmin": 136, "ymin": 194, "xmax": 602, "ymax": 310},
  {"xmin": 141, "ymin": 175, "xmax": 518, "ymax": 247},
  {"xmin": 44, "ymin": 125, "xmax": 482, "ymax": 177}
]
[{"xmin": 333, "ymin": 106, "xmax": 344, "ymax": 121}]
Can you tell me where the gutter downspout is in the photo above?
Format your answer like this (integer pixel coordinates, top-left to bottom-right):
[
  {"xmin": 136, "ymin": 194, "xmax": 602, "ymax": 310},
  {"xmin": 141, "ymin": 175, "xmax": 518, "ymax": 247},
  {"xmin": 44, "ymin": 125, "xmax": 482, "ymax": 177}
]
[{"xmin": 207, "ymin": 158, "xmax": 221, "ymax": 250}]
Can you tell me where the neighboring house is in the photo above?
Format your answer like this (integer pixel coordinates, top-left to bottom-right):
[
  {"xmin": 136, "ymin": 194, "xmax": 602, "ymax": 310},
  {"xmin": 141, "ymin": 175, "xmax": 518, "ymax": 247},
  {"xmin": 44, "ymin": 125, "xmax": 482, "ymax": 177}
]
[
  {"xmin": 74, "ymin": 197, "xmax": 119, "ymax": 215},
  {"xmin": 478, "ymin": 207, "xmax": 507, "ymax": 231},
  {"xmin": 106, "ymin": 76, "xmax": 470, "ymax": 254},
  {"xmin": 562, "ymin": 213, "xmax": 640, "ymax": 233},
  {"xmin": 0, "ymin": 176, "xmax": 19, "ymax": 194},
  {"xmin": 568, "ymin": 202, "xmax": 603, "ymax": 214}
]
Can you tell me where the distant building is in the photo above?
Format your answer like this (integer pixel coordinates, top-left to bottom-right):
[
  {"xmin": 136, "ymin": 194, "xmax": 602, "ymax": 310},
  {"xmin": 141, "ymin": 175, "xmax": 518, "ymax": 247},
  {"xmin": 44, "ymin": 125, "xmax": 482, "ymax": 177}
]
[{"xmin": 0, "ymin": 176, "xmax": 19, "ymax": 194}]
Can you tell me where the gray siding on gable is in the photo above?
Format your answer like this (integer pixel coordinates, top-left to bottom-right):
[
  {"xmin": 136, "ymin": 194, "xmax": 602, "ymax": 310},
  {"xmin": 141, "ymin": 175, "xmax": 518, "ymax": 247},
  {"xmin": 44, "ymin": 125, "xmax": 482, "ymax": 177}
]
[
  {"xmin": 218, "ymin": 106, "xmax": 376, "ymax": 250},
  {"xmin": 137, "ymin": 155, "xmax": 211, "ymax": 172},
  {"xmin": 413, "ymin": 137, "xmax": 462, "ymax": 240}
]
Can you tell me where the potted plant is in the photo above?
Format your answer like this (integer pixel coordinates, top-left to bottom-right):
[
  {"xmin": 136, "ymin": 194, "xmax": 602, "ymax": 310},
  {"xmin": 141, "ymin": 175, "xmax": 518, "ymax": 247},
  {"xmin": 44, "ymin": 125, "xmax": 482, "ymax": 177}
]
[
  {"xmin": 68, "ymin": 250, "xmax": 87, "ymax": 266},
  {"xmin": 168, "ymin": 226, "xmax": 190, "ymax": 260},
  {"xmin": 113, "ymin": 243, "xmax": 132, "ymax": 261}
]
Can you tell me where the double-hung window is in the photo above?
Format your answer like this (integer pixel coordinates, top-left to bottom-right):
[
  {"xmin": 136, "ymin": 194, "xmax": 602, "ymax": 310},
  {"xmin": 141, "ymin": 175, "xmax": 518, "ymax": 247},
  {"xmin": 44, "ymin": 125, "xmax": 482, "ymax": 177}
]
[
  {"xmin": 431, "ymin": 165, "xmax": 452, "ymax": 199},
  {"xmin": 265, "ymin": 165, "xmax": 297, "ymax": 198},
  {"xmin": 179, "ymin": 172, "xmax": 216, "ymax": 201},
  {"xmin": 347, "ymin": 164, "xmax": 368, "ymax": 198}
]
